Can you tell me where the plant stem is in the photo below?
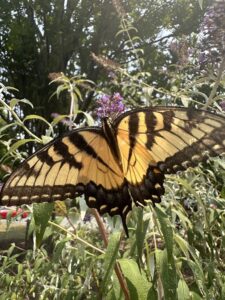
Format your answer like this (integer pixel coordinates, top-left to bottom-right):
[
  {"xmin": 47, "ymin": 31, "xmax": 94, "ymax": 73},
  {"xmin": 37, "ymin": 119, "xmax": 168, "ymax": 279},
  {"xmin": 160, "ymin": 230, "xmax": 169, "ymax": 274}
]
[
  {"xmin": 203, "ymin": 57, "xmax": 225, "ymax": 109},
  {"xmin": 151, "ymin": 207, "xmax": 164, "ymax": 300},
  {"xmin": 0, "ymin": 98, "xmax": 42, "ymax": 143},
  {"xmin": 48, "ymin": 220, "xmax": 104, "ymax": 254},
  {"xmin": 91, "ymin": 208, "xmax": 108, "ymax": 246},
  {"xmin": 69, "ymin": 82, "xmax": 75, "ymax": 129},
  {"xmin": 121, "ymin": 19, "xmax": 141, "ymax": 69},
  {"xmin": 91, "ymin": 209, "xmax": 130, "ymax": 300},
  {"xmin": 114, "ymin": 263, "xmax": 130, "ymax": 300}
]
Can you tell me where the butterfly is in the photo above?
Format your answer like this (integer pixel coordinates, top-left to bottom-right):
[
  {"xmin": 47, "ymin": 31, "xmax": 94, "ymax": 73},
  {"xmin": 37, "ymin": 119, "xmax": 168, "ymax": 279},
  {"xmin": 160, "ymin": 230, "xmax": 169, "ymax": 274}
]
[{"xmin": 1, "ymin": 106, "xmax": 225, "ymax": 236}]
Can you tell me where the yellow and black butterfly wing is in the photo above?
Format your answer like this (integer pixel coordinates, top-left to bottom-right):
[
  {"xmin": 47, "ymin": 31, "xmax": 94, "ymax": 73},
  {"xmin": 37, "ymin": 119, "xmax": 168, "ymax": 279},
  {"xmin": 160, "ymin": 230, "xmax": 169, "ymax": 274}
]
[
  {"xmin": 114, "ymin": 107, "xmax": 225, "ymax": 206},
  {"xmin": 1, "ymin": 106, "xmax": 225, "ymax": 236},
  {"xmin": 0, "ymin": 128, "xmax": 132, "ymax": 231}
]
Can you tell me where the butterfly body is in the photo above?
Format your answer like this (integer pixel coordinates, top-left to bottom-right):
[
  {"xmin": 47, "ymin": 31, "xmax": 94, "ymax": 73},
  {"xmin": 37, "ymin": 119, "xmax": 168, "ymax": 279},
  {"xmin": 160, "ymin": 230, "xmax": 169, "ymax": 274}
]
[
  {"xmin": 102, "ymin": 117, "xmax": 122, "ymax": 164},
  {"xmin": 1, "ymin": 107, "xmax": 225, "ymax": 236}
]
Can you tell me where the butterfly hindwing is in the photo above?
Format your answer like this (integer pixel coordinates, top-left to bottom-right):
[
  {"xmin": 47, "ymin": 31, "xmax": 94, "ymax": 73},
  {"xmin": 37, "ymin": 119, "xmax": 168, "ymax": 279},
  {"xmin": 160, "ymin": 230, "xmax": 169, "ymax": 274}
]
[{"xmin": 114, "ymin": 107, "xmax": 225, "ymax": 206}]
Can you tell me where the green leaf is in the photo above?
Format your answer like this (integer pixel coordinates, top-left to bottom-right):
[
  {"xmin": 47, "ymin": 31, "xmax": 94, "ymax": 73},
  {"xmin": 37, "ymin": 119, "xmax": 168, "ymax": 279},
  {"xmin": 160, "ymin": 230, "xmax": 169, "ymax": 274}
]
[
  {"xmin": 8, "ymin": 138, "xmax": 36, "ymax": 153},
  {"xmin": 73, "ymin": 86, "xmax": 82, "ymax": 101},
  {"xmin": 53, "ymin": 239, "xmax": 70, "ymax": 262},
  {"xmin": 77, "ymin": 110, "xmax": 95, "ymax": 126},
  {"xmin": 75, "ymin": 78, "xmax": 95, "ymax": 86},
  {"xmin": 135, "ymin": 208, "xmax": 149, "ymax": 262},
  {"xmin": 106, "ymin": 272, "xmax": 124, "ymax": 300},
  {"xmin": 132, "ymin": 48, "xmax": 144, "ymax": 55},
  {"xmin": 221, "ymin": 185, "xmax": 225, "ymax": 199},
  {"xmin": 33, "ymin": 202, "xmax": 54, "ymax": 247},
  {"xmin": 72, "ymin": 94, "xmax": 79, "ymax": 115},
  {"xmin": 177, "ymin": 279, "xmax": 190, "ymax": 300},
  {"xmin": 147, "ymin": 286, "xmax": 157, "ymax": 300},
  {"xmin": 197, "ymin": 0, "xmax": 203, "ymax": 9},
  {"xmin": 175, "ymin": 177, "xmax": 207, "ymax": 225},
  {"xmin": 125, "ymin": 25, "xmax": 138, "ymax": 32},
  {"xmin": 190, "ymin": 291, "xmax": 203, "ymax": 300},
  {"xmin": 9, "ymin": 98, "xmax": 33, "ymax": 109},
  {"xmin": 5, "ymin": 86, "xmax": 19, "ymax": 92},
  {"xmin": 172, "ymin": 206, "xmax": 192, "ymax": 229},
  {"xmin": 25, "ymin": 269, "xmax": 31, "ymax": 283},
  {"xmin": 56, "ymin": 83, "xmax": 68, "ymax": 99},
  {"xmin": 155, "ymin": 205, "xmax": 178, "ymax": 299},
  {"xmin": 51, "ymin": 114, "xmax": 68, "ymax": 126},
  {"xmin": 180, "ymin": 95, "xmax": 190, "ymax": 107},
  {"xmin": 101, "ymin": 232, "xmax": 121, "ymax": 294},
  {"xmin": 155, "ymin": 249, "xmax": 177, "ymax": 300},
  {"xmin": 116, "ymin": 28, "xmax": 128, "ymax": 37},
  {"xmin": 41, "ymin": 135, "xmax": 53, "ymax": 144},
  {"xmin": 181, "ymin": 258, "xmax": 206, "ymax": 298},
  {"xmin": 49, "ymin": 74, "xmax": 67, "ymax": 84},
  {"xmin": 174, "ymin": 234, "xmax": 190, "ymax": 258},
  {"xmin": 23, "ymin": 114, "xmax": 54, "ymax": 135},
  {"xmin": 155, "ymin": 205, "xmax": 173, "ymax": 261},
  {"xmin": 17, "ymin": 264, "xmax": 23, "ymax": 276},
  {"xmin": 0, "ymin": 123, "xmax": 16, "ymax": 134},
  {"xmin": 118, "ymin": 258, "xmax": 152, "ymax": 300},
  {"xmin": 221, "ymin": 282, "xmax": 225, "ymax": 299}
]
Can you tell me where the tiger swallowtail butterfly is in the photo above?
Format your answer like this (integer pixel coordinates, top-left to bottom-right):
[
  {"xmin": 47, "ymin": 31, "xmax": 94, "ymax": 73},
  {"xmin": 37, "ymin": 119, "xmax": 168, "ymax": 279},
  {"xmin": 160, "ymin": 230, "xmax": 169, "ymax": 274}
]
[{"xmin": 1, "ymin": 107, "xmax": 225, "ymax": 236}]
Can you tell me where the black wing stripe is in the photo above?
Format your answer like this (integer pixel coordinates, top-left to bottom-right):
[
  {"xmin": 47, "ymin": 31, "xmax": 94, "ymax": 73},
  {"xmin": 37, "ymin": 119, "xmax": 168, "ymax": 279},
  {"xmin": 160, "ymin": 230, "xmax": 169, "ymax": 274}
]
[
  {"xmin": 127, "ymin": 113, "xmax": 139, "ymax": 166},
  {"xmin": 69, "ymin": 132, "xmax": 119, "ymax": 175},
  {"xmin": 54, "ymin": 140, "xmax": 83, "ymax": 169},
  {"xmin": 161, "ymin": 110, "xmax": 174, "ymax": 130},
  {"xmin": 145, "ymin": 111, "xmax": 157, "ymax": 149}
]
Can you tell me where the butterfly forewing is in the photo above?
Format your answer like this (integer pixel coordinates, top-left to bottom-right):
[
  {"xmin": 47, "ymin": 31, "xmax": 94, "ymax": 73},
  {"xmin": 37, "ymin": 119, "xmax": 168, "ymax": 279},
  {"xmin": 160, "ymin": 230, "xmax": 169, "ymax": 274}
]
[
  {"xmin": 114, "ymin": 107, "xmax": 225, "ymax": 206},
  {"xmin": 1, "ymin": 128, "xmax": 131, "ymax": 225}
]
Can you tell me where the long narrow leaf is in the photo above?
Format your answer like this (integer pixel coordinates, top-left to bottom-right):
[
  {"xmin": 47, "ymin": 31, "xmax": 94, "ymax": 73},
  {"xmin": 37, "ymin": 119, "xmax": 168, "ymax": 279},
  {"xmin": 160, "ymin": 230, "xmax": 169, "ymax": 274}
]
[
  {"xmin": 0, "ymin": 123, "xmax": 16, "ymax": 134},
  {"xmin": 155, "ymin": 249, "xmax": 177, "ymax": 300},
  {"xmin": 155, "ymin": 205, "xmax": 178, "ymax": 299},
  {"xmin": 177, "ymin": 279, "xmax": 190, "ymax": 300},
  {"xmin": 101, "ymin": 232, "xmax": 121, "ymax": 295},
  {"xmin": 10, "ymin": 98, "xmax": 33, "ymax": 109},
  {"xmin": 8, "ymin": 138, "xmax": 36, "ymax": 153},
  {"xmin": 33, "ymin": 203, "xmax": 54, "ymax": 247},
  {"xmin": 135, "ymin": 208, "xmax": 149, "ymax": 263},
  {"xmin": 23, "ymin": 115, "xmax": 53, "ymax": 135},
  {"xmin": 118, "ymin": 258, "xmax": 152, "ymax": 300}
]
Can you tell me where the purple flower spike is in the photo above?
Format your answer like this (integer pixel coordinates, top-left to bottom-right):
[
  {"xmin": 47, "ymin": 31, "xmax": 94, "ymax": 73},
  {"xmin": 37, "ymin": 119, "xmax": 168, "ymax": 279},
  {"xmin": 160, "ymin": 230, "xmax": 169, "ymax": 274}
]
[
  {"xmin": 220, "ymin": 101, "xmax": 225, "ymax": 111},
  {"xmin": 199, "ymin": 1, "xmax": 225, "ymax": 65},
  {"xmin": 96, "ymin": 93, "xmax": 125, "ymax": 119}
]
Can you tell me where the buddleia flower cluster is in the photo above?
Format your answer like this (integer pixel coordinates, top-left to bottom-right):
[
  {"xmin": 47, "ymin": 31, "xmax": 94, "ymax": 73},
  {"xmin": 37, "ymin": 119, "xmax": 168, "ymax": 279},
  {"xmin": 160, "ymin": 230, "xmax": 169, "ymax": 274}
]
[
  {"xmin": 220, "ymin": 100, "xmax": 225, "ymax": 111},
  {"xmin": 199, "ymin": 0, "xmax": 225, "ymax": 66},
  {"xmin": 169, "ymin": 39, "xmax": 191, "ymax": 66},
  {"xmin": 112, "ymin": 0, "xmax": 126, "ymax": 18},
  {"xmin": 91, "ymin": 53, "xmax": 121, "ymax": 72},
  {"xmin": 96, "ymin": 93, "xmax": 125, "ymax": 119}
]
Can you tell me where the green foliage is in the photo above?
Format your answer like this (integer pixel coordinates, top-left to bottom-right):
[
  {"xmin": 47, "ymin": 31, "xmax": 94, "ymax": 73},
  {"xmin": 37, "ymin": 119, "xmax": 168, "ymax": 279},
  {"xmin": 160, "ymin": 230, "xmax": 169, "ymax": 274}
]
[
  {"xmin": 1, "ymin": 159, "xmax": 225, "ymax": 299},
  {"xmin": 1, "ymin": 1, "xmax": 225, "ymax": 299},
  {"xmin": 118, "ymin": 259, "xmax": 151, "ymax": 300},
  {"xmin": 155, "ymin": 206, "xmax": 177, "ymax": 299},
  {"xmin": 101, "ymin": 232, "xmax": 121, "ymax": 295},
  {"xmin": 33, "ymin": 203, "xmax": 54, "ymax": 247},
  {"xmin": 0, "ymin": 0, "xmax": 209, "ymax": 137}
]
